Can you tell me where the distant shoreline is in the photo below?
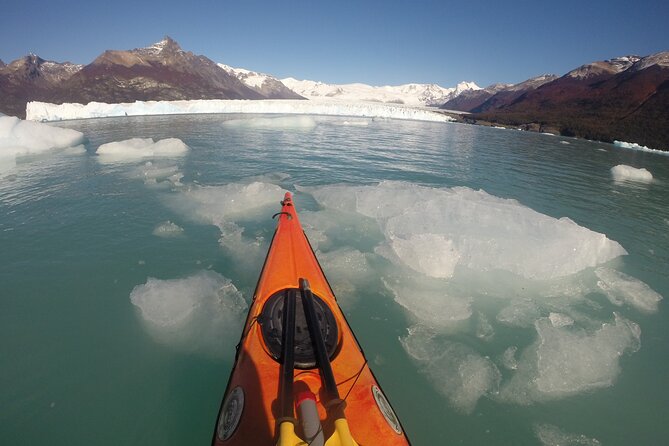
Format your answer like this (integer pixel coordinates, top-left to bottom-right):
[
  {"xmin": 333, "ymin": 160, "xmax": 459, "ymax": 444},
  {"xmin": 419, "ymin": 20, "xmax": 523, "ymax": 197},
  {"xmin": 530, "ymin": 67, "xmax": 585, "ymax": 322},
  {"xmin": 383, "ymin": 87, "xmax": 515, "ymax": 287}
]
[
  {"xmin": 437, "ymin": 110, "xmax": 669, "ymax": 154},
  {"xmin": 25, "ymin": 99, "xmax": 667, "ymax": 154}
]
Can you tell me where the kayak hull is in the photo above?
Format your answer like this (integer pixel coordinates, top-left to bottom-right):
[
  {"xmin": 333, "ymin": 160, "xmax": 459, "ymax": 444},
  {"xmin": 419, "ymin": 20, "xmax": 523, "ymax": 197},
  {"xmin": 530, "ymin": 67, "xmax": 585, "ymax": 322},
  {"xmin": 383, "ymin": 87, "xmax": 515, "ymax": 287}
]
[{"xmin": 213, "ymin": 193, "xmax": 410, "ymax": 445}]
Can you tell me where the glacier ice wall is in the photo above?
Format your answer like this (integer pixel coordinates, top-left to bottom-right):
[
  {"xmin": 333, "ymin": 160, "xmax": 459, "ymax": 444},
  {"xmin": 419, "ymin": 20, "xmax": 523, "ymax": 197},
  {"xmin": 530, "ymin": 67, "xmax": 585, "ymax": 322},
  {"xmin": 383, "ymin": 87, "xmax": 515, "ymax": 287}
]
[{"xmin": 26, "ymin": 99, "xmax": 455, "ymax": 123}]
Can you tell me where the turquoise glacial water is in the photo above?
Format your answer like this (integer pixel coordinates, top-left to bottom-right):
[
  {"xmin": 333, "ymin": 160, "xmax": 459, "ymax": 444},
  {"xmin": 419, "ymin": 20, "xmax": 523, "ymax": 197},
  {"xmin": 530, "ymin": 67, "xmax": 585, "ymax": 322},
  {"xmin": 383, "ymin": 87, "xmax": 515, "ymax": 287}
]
[{"xmin": 1, "ymin": 114, "xmax": 668, "ymax": 445}]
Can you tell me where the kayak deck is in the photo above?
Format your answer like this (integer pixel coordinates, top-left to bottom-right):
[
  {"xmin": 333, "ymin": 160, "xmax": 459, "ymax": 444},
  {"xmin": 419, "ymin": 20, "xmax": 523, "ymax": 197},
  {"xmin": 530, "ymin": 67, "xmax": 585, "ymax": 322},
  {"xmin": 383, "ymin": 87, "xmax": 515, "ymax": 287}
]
[{"xmin": 213, "ymin": 193, "xmax": 410, "ymax": 445}]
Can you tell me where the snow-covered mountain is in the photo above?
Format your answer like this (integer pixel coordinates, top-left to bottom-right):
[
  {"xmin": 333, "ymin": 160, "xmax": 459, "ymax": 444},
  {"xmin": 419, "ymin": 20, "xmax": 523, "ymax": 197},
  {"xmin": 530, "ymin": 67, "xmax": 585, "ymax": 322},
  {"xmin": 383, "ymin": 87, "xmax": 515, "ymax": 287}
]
[
  {"xmin": 217, "ymin": 64, "xmax": 478, "ymax": 106},
  {"xmin": 217, "ymin": 64, "xmax": 303, "ymax": 99},
  {"xmin": 280, "ymin": 77, "xmax": 480, "ymax": 107}
]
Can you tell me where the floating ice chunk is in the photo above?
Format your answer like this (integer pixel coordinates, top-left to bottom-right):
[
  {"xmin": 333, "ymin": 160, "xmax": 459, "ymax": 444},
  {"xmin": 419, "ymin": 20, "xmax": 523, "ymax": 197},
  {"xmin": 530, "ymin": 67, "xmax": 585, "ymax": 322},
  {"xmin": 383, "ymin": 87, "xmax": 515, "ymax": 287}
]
[
  {"xmin": 167, "ymin": 181, "xmax": 285, "ymax": 272},
  {"xmin": 383, "ymin": 277, "xmax": 472, "ymax": 329},
  {"xmin": 152, "ymin": 221, "xmax": 184, "ymax": 237},
  {"xmin": 475, "ymin": 312, "xmax": 494, "ymax": 340},
  {"xmin": 499, "ymin": 313, "xmax": 640, "ymax": 404},
  {"xmin": 595, "ymin": 267, "xmax": 662, "ymax": 312},
  {"xmin": 338, "ymin": 119, "xmax": 370, "ymax": 126},
  {"xmin": 315, "ymin": 248, "xmax": 372, "ymax": 308},
  {"xmin": 217, "ymin": 221, "xmax": 268, "ymax": 271},
  {"xmin": 171, "ymin": 181, "xmax": 285, "ymax": 226},
  {"xmin": 140, "ymin": 162, "xmax": 180, "ymax": 180},
  {"xmin": 96, "ymin": 137, "xmax": 189, "ymax": 161},
  {"xmin": 548, "ymin": 312, "xmax": 574, "ymax": 327},
  {"xmin": 306, "ymin": 181, "xmax": 627, "ymax": 280},
  {"xmin": 534, "ymin": 423, "xmax": 601, "ymax": 446},
  {"xmin": 610, "ymin": 164, "xmax": 653, "ymax": 182},
  {"xmin": 129, "ymin": 271, "xmax": 247, "ymax": 356},
  {"xmin": 133, "ymin": 161, "xmax": 184, "ymax": 188},
  {"xmin": 299, "ymin": 208, "xmax": 382, "ymax": 252},
  {"xmin": 500, "ymin": 346, "xmax": 519, "ymax": 370},
  {"xmin": 0, "ymin": 116, "xmax": 85, "ymax": 155},
  {"xmin": 222, "ymin": 115, "xmax": 317, "ymax": 130},
  {"xmin": 0, "ymin": 116, "xmax": 85, "ymax": 172},
  {"xmin": 400, "ymin": 325, "xmax": 500, "ymax": 413},
  {"xmin": 536, "ymin": 313, "xmax": 641, "ymax": 396},
  {"xmin": 496, "ymin": 299, "xmax": 543, "ymax": 328},
  {"xmin": 560, "ymin": 140, "xmax": 571, "ymax": 145},
  {"xmin": 389, "ymin": 233, "xmax": 460, "ymax": 279}
]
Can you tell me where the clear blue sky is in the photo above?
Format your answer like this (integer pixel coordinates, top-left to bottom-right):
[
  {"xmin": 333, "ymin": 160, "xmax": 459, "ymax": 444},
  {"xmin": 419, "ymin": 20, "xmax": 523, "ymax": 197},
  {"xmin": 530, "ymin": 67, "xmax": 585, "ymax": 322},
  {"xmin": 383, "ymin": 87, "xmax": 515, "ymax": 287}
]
[{"xmin": 1, "ymin": 0, "xmax": 667, "ymax": 87}]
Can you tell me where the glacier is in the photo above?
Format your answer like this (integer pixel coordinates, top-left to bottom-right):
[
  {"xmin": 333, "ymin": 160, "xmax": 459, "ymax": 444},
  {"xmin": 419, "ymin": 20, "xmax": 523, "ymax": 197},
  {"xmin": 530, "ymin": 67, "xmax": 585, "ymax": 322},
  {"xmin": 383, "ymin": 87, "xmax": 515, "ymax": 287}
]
[
  {"xmin": 281, "ymin": 77, "xmax": 480, "ymax": 107},
  {"xmin": 26, "ymin": 99, "xmax": 456, "ymax": 123}
]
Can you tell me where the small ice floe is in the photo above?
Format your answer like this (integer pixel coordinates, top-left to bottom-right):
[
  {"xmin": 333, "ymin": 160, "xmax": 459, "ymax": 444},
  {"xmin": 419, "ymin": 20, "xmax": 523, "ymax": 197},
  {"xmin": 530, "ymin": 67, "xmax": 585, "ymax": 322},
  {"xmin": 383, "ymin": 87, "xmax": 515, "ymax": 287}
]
[
  {"xmin": 596, "ymin": 267, "xmax": 662, "ymax": 313},
  {"xmin": 222, "ymin": 115, "xmax": 317, "ymax": 130},
  {"xmin": 534, "ymin": 423, "xmax": 601, "ymax": 446},
  {"xmin": 548, "ymin": 312, "xmax": 574, "ymax": 327},
  {"xmin": 610, "ymin": 164, "xmax": 653, "ymax": 183},
  {"xmin": 96, "ymin": 137, "xmax": 189, "ymax": 162},
  {"xmin": 129, "ymin": 270, "xmax": 247, "ymax": 357},
  {"xmin": 400, "ymin": 325, "xmax": 500, "ymax": 414},
  {"xmin": 152, "ymin": 221, "xmax": 184, "ymax": 237}
]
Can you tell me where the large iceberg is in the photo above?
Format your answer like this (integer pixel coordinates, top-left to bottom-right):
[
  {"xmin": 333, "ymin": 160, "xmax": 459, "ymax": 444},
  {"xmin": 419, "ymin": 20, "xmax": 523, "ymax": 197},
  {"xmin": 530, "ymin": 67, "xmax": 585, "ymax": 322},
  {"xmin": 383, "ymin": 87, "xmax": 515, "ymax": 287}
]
[
  {"xmin": 294, "ymin": 181, "xmax": 657, "ymax": 413},
  {"xmin": 305, "ymin": 181, "xmax": 627, "ymax": 281},
  {"xmin": 0, "ymin": 115, "xmax": 85, "ymax": 172},
  {"xmin": 26, "ymin": 99, "xmax": 455, "ymax": 123}
]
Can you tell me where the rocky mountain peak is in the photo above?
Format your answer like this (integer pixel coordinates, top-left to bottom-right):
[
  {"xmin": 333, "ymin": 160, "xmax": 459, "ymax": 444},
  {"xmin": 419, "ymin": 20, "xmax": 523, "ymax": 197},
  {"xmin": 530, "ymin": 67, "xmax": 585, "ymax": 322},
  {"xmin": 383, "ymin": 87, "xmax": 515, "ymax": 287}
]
[
  {"xmin": 6, "ymin": 53, "xmax": 46, "ymax": 80},
  {"xmin": 631, "ymin": 52, "xmax": 669, "ymax": 71},
  {"xmin": 566, "ymin": 56, "xmax": 640, "ymax": 80},
  {"xmin": 141, "ymin": 36, "xmax": 183, "ymax": 56}
]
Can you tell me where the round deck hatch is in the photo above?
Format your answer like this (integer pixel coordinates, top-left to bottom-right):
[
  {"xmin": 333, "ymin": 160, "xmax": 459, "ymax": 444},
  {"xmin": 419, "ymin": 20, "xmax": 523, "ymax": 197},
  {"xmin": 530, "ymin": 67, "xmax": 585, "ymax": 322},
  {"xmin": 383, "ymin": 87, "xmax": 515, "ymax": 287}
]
[{"xmin": 259, "ymin": 288, "xmax": 339, "ymax": 369}]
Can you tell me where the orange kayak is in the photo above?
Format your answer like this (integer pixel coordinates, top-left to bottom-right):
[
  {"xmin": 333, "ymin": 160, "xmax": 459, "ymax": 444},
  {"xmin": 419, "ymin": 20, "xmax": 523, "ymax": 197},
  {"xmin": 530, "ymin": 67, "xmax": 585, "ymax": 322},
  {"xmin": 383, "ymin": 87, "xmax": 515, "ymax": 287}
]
[{"xmin": 212, "ymin": 192, "xmax": 410, "ymax": 446}]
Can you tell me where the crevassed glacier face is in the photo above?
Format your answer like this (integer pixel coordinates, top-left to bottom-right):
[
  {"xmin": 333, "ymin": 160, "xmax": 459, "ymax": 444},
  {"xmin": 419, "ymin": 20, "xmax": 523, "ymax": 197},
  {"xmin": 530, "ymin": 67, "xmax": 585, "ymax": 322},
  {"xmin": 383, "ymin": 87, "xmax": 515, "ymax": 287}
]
[{"xmin": 27, "ymin": 99, "xmax": 455, "ymax": 123}]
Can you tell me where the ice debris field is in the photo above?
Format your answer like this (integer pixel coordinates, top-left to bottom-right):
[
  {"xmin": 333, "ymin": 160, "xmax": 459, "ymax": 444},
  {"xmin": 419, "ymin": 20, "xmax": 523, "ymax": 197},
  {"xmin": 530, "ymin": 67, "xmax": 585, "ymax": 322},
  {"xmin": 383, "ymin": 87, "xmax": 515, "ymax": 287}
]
[
  {"xmin": 1, "ymin": 112, "xmax": 664, "ymax": 428},
  {"xmin": 119, "ymin": 162, "xmax": 662, "ymax": 415}
]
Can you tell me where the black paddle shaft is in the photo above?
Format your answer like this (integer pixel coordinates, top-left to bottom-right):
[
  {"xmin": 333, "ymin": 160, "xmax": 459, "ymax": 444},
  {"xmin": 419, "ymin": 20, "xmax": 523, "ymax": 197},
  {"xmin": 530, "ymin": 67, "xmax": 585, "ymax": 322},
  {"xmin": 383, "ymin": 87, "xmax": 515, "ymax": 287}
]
[
  {"xmin": 279, "ymin": 289, "xmax": 297, "ymax": 419},
  {"xmin": 299, "ymin": 279, "xmax": 340, "ymax": 401}
]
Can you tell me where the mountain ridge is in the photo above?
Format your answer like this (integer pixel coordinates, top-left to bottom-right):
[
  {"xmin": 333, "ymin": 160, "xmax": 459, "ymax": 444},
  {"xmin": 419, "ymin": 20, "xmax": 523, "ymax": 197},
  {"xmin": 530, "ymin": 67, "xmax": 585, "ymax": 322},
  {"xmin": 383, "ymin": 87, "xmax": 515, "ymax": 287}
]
[
  {"xmin": 0, "ymin": 37, "xmax": 294, "ymax": 117},
  {"xmin": 442, "ymin": 52, "xmax": 669, "ymax": 150}
]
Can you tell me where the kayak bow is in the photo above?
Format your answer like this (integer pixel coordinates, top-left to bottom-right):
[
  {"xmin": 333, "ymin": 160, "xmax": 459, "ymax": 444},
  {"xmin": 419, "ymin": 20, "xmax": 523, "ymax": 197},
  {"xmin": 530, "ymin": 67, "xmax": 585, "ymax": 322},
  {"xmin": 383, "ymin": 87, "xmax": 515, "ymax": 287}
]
[{"xmin": 213, "ymin": 192, "xmax": 410, "ymax": 445}]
